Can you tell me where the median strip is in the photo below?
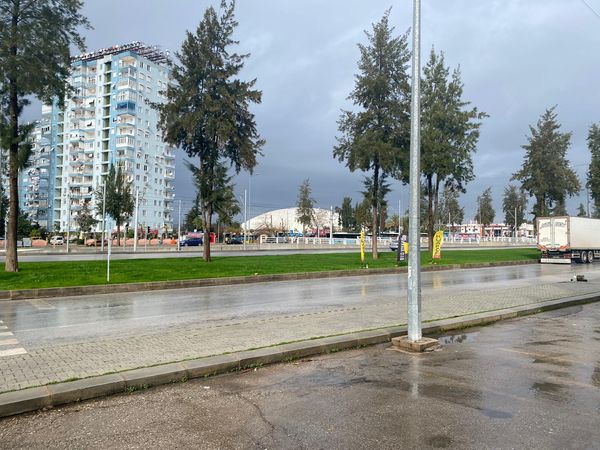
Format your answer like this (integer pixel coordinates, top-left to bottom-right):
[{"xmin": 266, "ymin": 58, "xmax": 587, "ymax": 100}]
[{"xmin": 0, "ymin": 259, "xmax": 538, "ymax": 301}]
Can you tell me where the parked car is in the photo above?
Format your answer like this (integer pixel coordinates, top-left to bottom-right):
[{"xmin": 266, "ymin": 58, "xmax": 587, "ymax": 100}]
[
  {"xmin": 50, "ymin": 236, "xmax": 64, "ymax": 245},
  {"xmin": 181, "ymin": 236, "xmax": 203, "ymax": 247},
  {"xmin": 227, "ymin": 236, "xmax": 244, "ymax": 245}
]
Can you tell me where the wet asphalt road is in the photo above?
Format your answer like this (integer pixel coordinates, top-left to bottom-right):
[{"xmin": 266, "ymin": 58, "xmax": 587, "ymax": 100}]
[
  {"xmin": 1, "ymin": 301, "xmax": 599, "ymax": 449},
  {"xmin": 3, "ymin": 263, "xmax": 599, "ymax": 348}
]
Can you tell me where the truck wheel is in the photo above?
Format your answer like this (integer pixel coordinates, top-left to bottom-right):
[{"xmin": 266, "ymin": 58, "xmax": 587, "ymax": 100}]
[
  {"xmin": 581, "ymin": 251, "xmax": 588, "ymax": 264},
  {"xmin": 588, "ymin": 250, "xmax": 594, "ymax": 263}
]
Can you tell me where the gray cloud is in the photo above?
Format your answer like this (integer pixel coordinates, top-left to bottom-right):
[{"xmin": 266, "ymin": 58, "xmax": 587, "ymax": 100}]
[{"xmin": 26, "ymin": 0, "xmax": 600, "ymax": 221}]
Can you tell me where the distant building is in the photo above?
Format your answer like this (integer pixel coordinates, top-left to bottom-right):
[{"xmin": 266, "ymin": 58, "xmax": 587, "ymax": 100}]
[
  {"xmin": 242, "ymin": 208, "xmax": 340, "ymax": 235},
  {"xmin": 16, "ymin": 42, "xmax": 176, "ymax": 232}
]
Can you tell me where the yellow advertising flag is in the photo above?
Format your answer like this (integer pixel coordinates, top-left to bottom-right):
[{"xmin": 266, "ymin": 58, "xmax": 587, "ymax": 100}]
[
  {"xmin": 432, "ymin": 230, "xmax": 444, "ymax": 259},
  {"xmin": 360, "ymin": 230, "xmax": 365, "ymax": 263}
]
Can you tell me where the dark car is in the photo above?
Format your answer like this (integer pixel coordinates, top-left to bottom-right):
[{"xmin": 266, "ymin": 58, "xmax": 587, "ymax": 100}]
[
  {"xmin": 181, "ymin": 237, "xmax": 203, "ymax": 247},
  {"xmin": 227, "ymin": 236, "xmax": 244, "ymax": 245}
]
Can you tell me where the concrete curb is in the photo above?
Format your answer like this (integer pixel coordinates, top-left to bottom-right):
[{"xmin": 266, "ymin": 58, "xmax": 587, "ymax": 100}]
[
  {"xmin": 0, "ymin": 259, "xmax": 538, "ymax": 301},
  {"xmin": 0, "ymin": 287, "xmax": 596, "ymax": 419}
]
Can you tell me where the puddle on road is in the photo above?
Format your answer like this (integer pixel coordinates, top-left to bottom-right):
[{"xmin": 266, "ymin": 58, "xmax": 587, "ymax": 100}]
[{"xmin": 437, "ymin": 330, "xmax": 479, "ymax": 345}]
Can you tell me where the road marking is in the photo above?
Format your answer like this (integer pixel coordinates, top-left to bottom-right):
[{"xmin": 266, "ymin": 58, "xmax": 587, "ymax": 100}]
[
  {"xmin": 0, "ymin": 339, "xmax": 19, "ymax": 346},
  {"xmin": 0, "ymin": 348, "xmax": 27, "ymax": 357},
  {"xmin": 0, "ymin": 332, "xmax": 14, "ymax": 338}
]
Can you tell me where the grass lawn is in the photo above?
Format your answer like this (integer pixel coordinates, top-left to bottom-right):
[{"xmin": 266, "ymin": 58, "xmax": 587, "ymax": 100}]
[{"xmin": 0, "ymin": 248, "xmax": 539, "ymax": 291}]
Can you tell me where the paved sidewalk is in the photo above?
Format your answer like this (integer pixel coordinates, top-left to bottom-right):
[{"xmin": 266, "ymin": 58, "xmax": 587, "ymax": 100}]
[{"xmin": 1, "ymin": 271, "xmax": 600, "ymax": 393}]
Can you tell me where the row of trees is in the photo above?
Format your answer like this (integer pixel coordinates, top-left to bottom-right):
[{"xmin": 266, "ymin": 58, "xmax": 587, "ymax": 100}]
[
  {"xmin": 1, "ymin": 1, "xmax": 260, "ymax": 269},
  {"xmin": 334, "ymin": 11, "xmax": 486, "ymax": 257}
]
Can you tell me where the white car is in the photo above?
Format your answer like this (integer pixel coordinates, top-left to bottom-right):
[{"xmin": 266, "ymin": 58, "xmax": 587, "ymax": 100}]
[{"xmin": 50, "ymin": 236, "xmax": 64, "ymax": 245}]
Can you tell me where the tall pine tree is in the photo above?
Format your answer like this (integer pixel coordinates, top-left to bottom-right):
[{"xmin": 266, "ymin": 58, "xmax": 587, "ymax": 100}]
[
  {"xmin": 587, "ymin": 123, "xmax": 600, "ymax": 217},
  {"xmin": 0, "ymin": 0, "xmax": 89, "ymax": 272},
  {"xmin": 502, "ymin": 184, "xmax": 528, "ymax": 231},
  {"xmin": 156, "ymin": 1, "xmax": 263, "ymax": 262},
  {"xmin": 296, "ymin": 179, "xmax": 315, "ymax": 235},
  {"xmin": 513, "ymin": 107, "xmax": 580, "ymax": 219},
  {"xmin": 421, "ymin": 48, "xmax": 487, "ymax": 250},
  {"xmin": 95, "ymin": 165, "xmax": 134, "ymax": 246},
  {"xmin": 334, "ymin": 10, "xmax": 411, "ymax": 259},
  {"xmin": 475, "ymin": 187, "xmax": 495, "ymax": 226}
]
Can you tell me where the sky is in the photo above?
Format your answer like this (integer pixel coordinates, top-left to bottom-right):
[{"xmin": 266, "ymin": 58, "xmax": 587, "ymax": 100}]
[{"xmin": 25, "ymin": 0, "xmax": 600, "ymax": 223}]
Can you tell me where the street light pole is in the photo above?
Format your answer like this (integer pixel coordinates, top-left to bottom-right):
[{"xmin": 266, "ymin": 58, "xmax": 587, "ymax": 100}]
[
  {"xmin": 101, "ymin": 183, "xmax": 106, "ymax": 253},
  {"xmin": 243, "ymin": 188, "xmax": 247, "ymax": 251},
  {"xmin": 66, "ymin": 192, "xmax": 71, "ymax": 254},
  {"xmin": 133, "ymin": 188, "xmax": 139, "ymax": 252},
  {"xmin": 177, "ymin": 199, "xmax": 181, "ymax": 252},
  {"xmin": 407, "ymin": 0, "xmax": 422, "ymax": 343}
]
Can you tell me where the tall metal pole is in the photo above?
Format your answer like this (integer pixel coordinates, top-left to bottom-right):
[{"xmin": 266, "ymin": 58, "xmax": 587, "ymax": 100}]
[
  {"xmin": 66, "ymin": 192, "xmax": 71, "ymax": 253},
  {"xmin": 407, "ymin": 0, "xmax": 422, "ymax": 343},
  {"xmin": 133, "ymin": 188, "xmax": 139, "ymax": 252},
  {"xmin": 243, "ymin": 188, "xmax": 247, "ymax": 250},
  {"xmin": 107, "ymin": 219, "xmax": 112, "ymax": 282},
  {"xmin": 177, "ymin": 199, "xmax": 181, "ymax": 252},
  {"xmin": 101, "ymin": 183, "xmax": 106, "ymax": 253}
]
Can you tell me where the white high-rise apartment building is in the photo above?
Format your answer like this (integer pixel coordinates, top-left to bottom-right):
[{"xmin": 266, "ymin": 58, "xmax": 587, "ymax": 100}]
[{"xmin": 51, "ymin": 42, "xmax": 175, "ymax": 233}]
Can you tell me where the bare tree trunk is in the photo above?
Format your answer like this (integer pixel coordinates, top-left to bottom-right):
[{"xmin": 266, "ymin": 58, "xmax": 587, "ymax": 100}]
[
  {"xmin": 116, "ymin": 222, "xmax": 121, "ymax": 247},
  {"xmin": 371, "ymin": 165, "xmax": 379, "ymax": 260},
  {"xmin": 203, "ymin": 206, "xmax": 212, "ymax": 262},
  {"xmin": 5, "ymin": 10, "xmax": 19, "ymax": 273}
]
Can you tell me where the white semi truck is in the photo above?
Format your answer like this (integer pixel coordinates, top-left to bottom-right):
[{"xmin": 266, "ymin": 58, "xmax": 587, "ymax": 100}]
[{"xmin": 537, "ymin": 216, "xmax": 600, "ymax": 264}]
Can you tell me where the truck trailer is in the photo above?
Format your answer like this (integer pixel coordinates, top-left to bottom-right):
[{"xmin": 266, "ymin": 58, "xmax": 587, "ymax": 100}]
[{"xmin": 537, "ymin": 216, "xmax": 600, "ymax": 264}]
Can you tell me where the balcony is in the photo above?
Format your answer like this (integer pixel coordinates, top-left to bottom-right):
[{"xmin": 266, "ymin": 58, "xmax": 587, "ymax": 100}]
[
  {"xmin": 116, "ymin": 136, "xmax": 135, "ymax": 148},
  {"xmin": 117, "ymin": 80, "xmax": 137, "ymax": 91},
  {"xmin": 116, "ymin": 100, "xmax": 136, "ymax": 115}
]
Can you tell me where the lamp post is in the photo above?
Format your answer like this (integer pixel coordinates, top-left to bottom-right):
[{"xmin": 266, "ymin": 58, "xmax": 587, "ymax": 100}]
[
  {"xmin": 406, "ymin": 0, "xmax": 423, "ymax": 343},
  {"xmin": 391, "ymin": 0, "xmax": 437, "ymax": 352}
]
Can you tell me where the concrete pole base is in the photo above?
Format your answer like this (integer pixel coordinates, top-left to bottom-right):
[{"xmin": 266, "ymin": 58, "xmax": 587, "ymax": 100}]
[{"xmin": 391, "ymin": 336, "xmax": 439, "ymax": 353}]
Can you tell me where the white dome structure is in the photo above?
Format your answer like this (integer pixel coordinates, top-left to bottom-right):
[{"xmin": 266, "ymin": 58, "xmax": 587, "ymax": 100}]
[{"xmin": 243, "ymin": 208, "xmax": 339, "ymax": 234}]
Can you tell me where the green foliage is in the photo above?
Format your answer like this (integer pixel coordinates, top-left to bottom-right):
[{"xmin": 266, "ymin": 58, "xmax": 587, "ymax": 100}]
[
  {"xmin": 502, "ymin": 185, "xmax": 528, "ymax": 228},
  {"xmin": 421, "ymin": 48, "xmax": 487, "ymax": 248},
  {"xmin": 354, "ymin": 198, "xmax": 373, "ymax": 230},
  {"xmin": 576, "ymin": 203, "xmax": 587, "ymax": 217},
  {"xmin": 587, "ymin": 123, "xmax": 600, "ymax": 217},
  {"xmin": 16, "ymin": 210, "xmax": 32, "ymax": 239},
  {"xmin": 337, "ymin": 196, "xmax": 355, "ymax": 231},
  {"xmin": 438, "ymin": 186, "xmax": 464, "ymax": 227},
  {"xmin": 513, "ymin": 107, "xmax": 580, "ymax": 219},
  {"xmin": 74, "ymin": 201, "xmax": 98, "ymax": 234},
  {"xmin": 296, "ymin": 178, "xmax": 315, "ymax": 233},
  {"xmin": 475, "ymin": 187, "xmax": 495, "ymax": 225},
  {"xmin": 0, "ymin": 0, "xmax": 90, "ymax": 272},
  {"xmin": 155, "ymin": 1, "xmax": 263, "ymax": 262},
  {"xmin": 184, "ymin": 197, "xmax": 203, "ymax": 232},
  {"xmin": 361, "ymin": 173, "xmax": 391, "ymax": 233},
  {"xmin": 95, "ymin": 165, "xmax": 134, "ymax": 244},
  {"xmin": 334, "ymin": 11, "xmax": 411, "ymax": 258},
  {"xmin": 185, "ymin": 158, "xmax": 240, "ymax": 229}
]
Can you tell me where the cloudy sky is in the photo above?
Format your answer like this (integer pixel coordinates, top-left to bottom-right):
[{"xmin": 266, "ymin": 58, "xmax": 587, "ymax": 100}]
[{"xmin": 27, "ymin": 0, "xmax": 600, "ymax": 222}]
